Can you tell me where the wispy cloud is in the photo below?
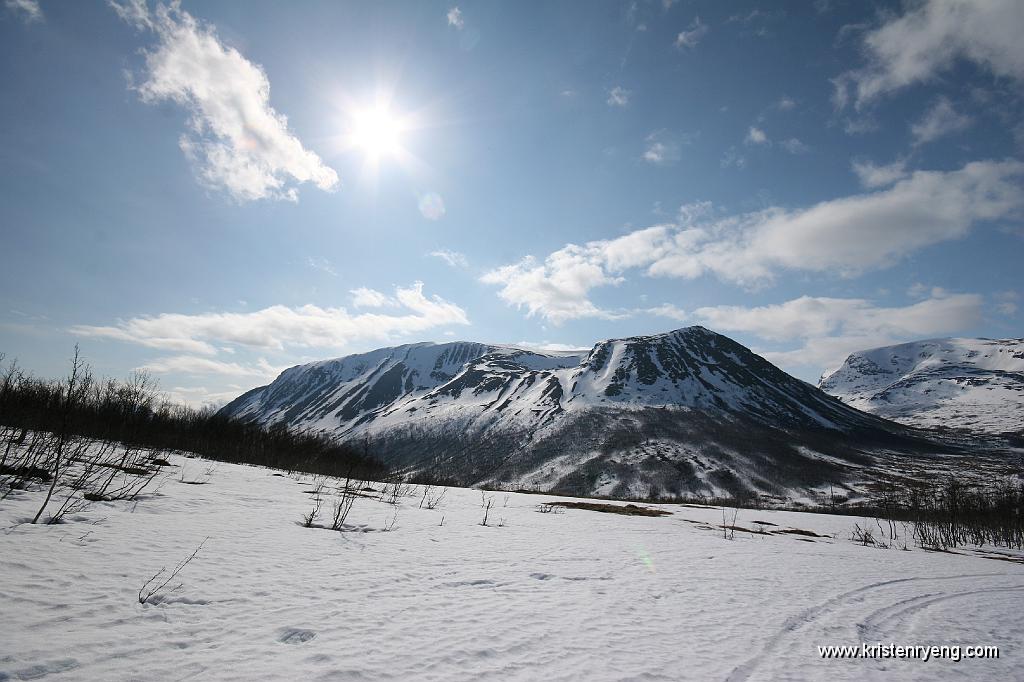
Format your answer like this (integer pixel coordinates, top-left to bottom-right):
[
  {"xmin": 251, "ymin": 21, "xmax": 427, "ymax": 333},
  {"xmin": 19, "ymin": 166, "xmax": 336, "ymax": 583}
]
[
  {"xmin": 775, "ymin": 96, "xmax": 796, "ymax": 111},
  {"xmin": 674, "ymin": 17, "xmax": 708, "ymax": 49},
  {"xmin": 5, "ymin": 0, "xmax": 42, "ymax": 22},
  {"xmin": 779, "ymin": 138, "xmax": 809, "ymax": 154},
  {"xmin": 721, "ymin": 146, "xmax": 747, "ymax": 169},
  {"xmin": 138, "ymin": 355, "xmax": 280, "ymax": 379},
  {"xmin": 911, "ymin": 96, "xmax": 972, "ymax": 145},
  {"xmin": 446, "ymin": 6, "xmax": 464, "ymax": 29},
  {"xmin": 645, "ymin": 303, "xmax": 688, "ymax": 321},
  {"xmin": 607, "ymin": 86, "xmax": 631, "ymax": 107},
  {"xmin": 694, "ymin": 291, "xmax": 985, "ymax": 376},
  {"xmin": 72, "ymin": 283, "xmax": 469, "ymax": 352},
  {"xmin": 642, "ymin": 130, "xmax": 685, "ymax": 165},
  {"xmin": 851, "ymin": 159, "xmax": 908, "ymax": 188},
  {"xmin": 306, "ymin": 257, "xmax": 337, "ymax": 276},
  {"xmin": 112, "ymin": 1, "xmax": 338, "ymax": 202},
  {"xmin": 429, "ymin": 249, "xmax": 469, "ymax": 268},
  {"xmin": 833, "ymin": 0, "xmax": 1024, "ymax": 108}
]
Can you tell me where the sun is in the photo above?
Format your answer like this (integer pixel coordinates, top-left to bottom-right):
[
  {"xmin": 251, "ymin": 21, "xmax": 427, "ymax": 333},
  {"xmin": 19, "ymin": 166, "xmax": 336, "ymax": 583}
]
[{"xmin": 350, "ymin": 105, "xmax": 406, "ymax": 159}]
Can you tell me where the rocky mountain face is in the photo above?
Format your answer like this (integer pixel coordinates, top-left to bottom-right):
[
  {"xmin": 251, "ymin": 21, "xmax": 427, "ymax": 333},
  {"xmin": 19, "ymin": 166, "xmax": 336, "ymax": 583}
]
[
  {"xmin": 819, "ymin": 337, "xmax": 1024, "ymax": 437},
  {"xmin": 221, "ymin": 327, "xmax": 947, "ymax": 502}
]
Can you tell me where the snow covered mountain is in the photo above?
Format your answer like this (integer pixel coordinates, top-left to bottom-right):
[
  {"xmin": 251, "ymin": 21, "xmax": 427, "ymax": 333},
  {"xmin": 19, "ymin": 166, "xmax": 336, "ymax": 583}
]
[
  {"xmin": 819, "ymin": 337, "xmax": 1024, "ymax": 436},
  {"xmin": 221, "ymin": 327, "xmax": 943, "ymax": 501}
]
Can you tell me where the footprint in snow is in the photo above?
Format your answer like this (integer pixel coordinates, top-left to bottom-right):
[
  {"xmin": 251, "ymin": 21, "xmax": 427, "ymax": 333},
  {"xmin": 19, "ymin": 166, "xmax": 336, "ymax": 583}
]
[{"xmin": 278, "ymin": 628, "xmax": 317, "ymax": 644}]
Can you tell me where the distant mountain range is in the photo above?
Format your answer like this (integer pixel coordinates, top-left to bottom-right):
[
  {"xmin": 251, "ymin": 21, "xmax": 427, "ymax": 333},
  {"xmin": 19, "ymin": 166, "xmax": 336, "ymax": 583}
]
[
  {"xmin": 819, "ymin": 337, "xmax": 1024, "ymax": 436},
  {"xmin": 220, "ymin": 327, "xmax": 955, "ymax": 502}
]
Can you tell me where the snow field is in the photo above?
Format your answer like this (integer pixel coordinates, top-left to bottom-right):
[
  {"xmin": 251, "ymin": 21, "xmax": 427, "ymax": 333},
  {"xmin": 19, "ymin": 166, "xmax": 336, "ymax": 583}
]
[{"xmin": 1, "ymin": 454, "xmax": 1022, "ymax": 681}]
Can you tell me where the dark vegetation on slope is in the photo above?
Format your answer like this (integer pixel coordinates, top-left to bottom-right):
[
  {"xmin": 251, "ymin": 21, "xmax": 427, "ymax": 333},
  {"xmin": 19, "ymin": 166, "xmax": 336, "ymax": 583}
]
[{"xmin": 0, "ymin": 349, "xmax": 388, "ymax": 491}]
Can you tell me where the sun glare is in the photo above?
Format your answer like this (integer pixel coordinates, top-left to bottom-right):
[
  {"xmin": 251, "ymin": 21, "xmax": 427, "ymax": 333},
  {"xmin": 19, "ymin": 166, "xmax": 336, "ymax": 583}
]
[{"xmin": 350, "ymin": 106, "xmax": 405, "ymax": 159}]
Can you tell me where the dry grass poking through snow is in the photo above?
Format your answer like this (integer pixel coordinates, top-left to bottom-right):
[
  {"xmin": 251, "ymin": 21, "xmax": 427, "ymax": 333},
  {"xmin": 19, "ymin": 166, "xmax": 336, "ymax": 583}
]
[{"xmin": 545, "ymin": 501, "xmax": 673, "ymax": 516}]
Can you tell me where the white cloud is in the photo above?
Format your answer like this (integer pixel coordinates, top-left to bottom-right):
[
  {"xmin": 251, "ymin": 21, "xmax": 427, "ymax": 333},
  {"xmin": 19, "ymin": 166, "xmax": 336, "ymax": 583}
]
[
  {"xmin": 779, "ymin": 138, "xmax": 809, "ymax": 154},
  {"xmin": 138, "ymin": 355, "xmax": 279, "ymax": 378},
  {"xmin": 851, "ymin": 158, "xmax": 908, "ymax": 188},
  {"xmin": 161, "ymin": 385, "xmax": 246, "ymax": 409},
  {"xmin": 513, "ymin": 341, "xmax": 589, "ymax": 353},
  {"xmin": 694, "ymin": 292, "xmax": 984, "ymax": 376},
  {"xmin": 645, "ymin": 303, "xmax": 688, "ymax": 321},
  {"xmin": 349, "ymin": 287, "xmax": 396, "ymax": 309},
  {"xmin": 5, "ymin": 0, "xmax": 42, "ymax": 22},
  {"xmin": 674, "ymin": 17, "xmax": 708, "ymax": 49},
  {"xmin": 642, "ymin": 130, "xmax": 683, "ymax": 165},
  {"xmin": 447, "ymin": 6, "xmax": 464, "ymax": 29},
  {"xmin": 306, "ymin": 257, "xmax": 337, "ymax": 276},
  {"xmin": 429, "ymin": 249, "xmax": 469, "ymax": 268},
  {"xmin": 721, "ymin": 146, "xmax": 747, "ymax": 169},
  {"xmin": 648, "ymin": 160, "xmax": 1024, "ymax": 286},
  {"xmin": 72, "ymin": 283, "xmax": 469, "ymax": 352},
  {"xmin": 835, "ymin": 0, "xmax": 1024, "ymax": 107},
  {"xmin": 911, "ymin": 96, "xmax": 972, "ymax": 145},
  {"xmin": 607, "ymin": 86, "xmax": 630, "ymax": 107},
  {"xmin": 745, "ymin": 126, "xmax": 769, "ymax": 145},
  {"xmin": 775, "ymin": 96, "xmax": 796, "ymax": 111},
  {"xmin": 995, "ymin": 290, "xmax": 1019, "ymax": 316},
  {"xmin": 480, "ymin": 249, "xmax": 626, "ymax": 325},
  {"xmin": 483, "ymin": 160, "xmax": 1024, "ymax": 319},
  {"xmin": 115, "ymin": 2, "xmax": 338, "ymax": 202}
]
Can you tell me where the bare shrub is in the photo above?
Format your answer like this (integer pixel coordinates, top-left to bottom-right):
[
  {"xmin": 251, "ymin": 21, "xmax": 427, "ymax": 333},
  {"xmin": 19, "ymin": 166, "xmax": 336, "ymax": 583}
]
[
  {"xmin": 480, "ymin": 495, "xmax": 494, "ymax": 526},
  {"xmin": 303, "ymin": 481, "xmax": 325, "ymax": 527},
  {"xmin": 424, "ymin": 486, "xmax": 447, "ymax": 510},
  {"xmin": 138, "ymin": 538, "xmax": 207, "ymax": 604}
]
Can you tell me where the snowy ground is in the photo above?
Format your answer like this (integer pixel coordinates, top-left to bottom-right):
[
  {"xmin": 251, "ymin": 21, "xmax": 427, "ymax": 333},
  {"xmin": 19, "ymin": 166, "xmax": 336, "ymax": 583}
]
[{"xmin": 2, "ymin": 454, "xmax": 1023, "ymax": 681}]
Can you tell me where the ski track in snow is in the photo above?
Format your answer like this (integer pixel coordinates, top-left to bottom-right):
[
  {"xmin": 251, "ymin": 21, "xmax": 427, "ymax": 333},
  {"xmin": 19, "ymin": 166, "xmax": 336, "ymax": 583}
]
[{"xmin": 1, "ymin": 455, "xmax": 1022, "ymax": 681}]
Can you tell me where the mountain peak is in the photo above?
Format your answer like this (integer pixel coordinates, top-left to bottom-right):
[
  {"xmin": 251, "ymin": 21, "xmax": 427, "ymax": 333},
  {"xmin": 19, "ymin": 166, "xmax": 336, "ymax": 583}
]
[{"xmin": 819, "ymin": 337, "xmax": 1024, "ymax": 435}]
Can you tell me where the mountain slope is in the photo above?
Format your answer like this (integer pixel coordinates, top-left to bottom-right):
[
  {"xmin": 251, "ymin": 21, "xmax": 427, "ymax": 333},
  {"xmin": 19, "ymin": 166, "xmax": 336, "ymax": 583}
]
[
  {"xmin": 221, "ymin": 327, "xmax": 946, "ymax": 501},
  {"xmin": 819, "ymin": 337, "xmax": 1024, "ymax": 436}
]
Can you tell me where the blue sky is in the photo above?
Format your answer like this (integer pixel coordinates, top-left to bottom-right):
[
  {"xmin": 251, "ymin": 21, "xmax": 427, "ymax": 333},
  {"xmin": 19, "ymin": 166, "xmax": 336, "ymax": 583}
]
[{"xmin": 1, "ymin": 0, "xmax": 1021, "ymax": 406}]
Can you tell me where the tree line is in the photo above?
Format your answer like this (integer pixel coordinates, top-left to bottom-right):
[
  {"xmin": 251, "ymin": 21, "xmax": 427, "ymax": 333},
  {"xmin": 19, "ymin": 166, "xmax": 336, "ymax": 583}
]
[{"xmin": 0, "ymin": 348, "xmax": 388, "ymax": 488}]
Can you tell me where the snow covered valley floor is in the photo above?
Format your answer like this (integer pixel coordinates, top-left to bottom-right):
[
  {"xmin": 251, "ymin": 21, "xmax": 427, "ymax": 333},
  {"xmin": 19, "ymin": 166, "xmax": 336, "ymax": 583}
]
[{"xmin": 2, "ymin": 455, "xmax": 1023, "ymax": 681}]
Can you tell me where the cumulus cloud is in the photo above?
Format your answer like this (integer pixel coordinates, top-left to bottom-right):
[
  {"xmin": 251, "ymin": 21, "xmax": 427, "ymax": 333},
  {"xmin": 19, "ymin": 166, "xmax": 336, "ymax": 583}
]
[
  {"xmin": 5, "ymin": 0, "xmax": 42, "ymax": 22},
  {"xmin": 429, "ymin": 249, "xmax": 469, "ymax": 268},
  {"xmin": 834, "ymin": 0, "xmax": 1024, "ymax": 108},
  {"xmin": 607, "ymin": 86, "xmax": 630, "ymax": 107},
  {"xmin": 911, "ymin": 96, "xmax": 972, "ymax": 145},
  {"xmin": 480, "ymin": 249, "xmax": 627, "ymax": 325},
  {"xmin": 482, "ymin": 161, "xmax": 1024, "ymax": 320},
  {"xmin": 674, "ymin": 17, "xmax": 708, "ymax": 48},
  {"xmin": 447, "ymin": 6, "xmax": 463, "ymax": 29},
  {"xmin": 113, "ymin": 1, "xmax": 338, "ymax": 202},
  {"xmin": 71, "ymin": 283, "xmax": 469, "ymax": 353},
  {"xmin": 694, "ymin": 292, "xmax": 984, "ymax": 376}
]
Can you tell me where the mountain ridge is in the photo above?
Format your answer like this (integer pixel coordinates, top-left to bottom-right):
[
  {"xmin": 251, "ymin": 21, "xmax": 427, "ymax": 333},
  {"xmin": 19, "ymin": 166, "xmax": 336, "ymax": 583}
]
[
  {"xmin": 819, "ymin": 336, "xmax": 1024, "ymax": 436},
  {"xmin": 220, "ymin": 326, "xmax": 954, "ymax": 501}
]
